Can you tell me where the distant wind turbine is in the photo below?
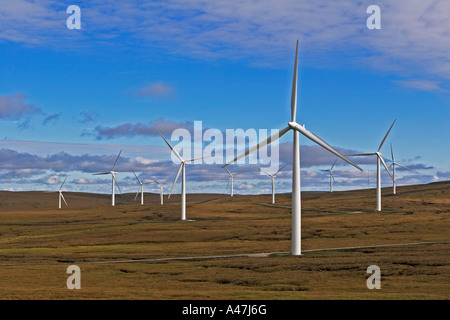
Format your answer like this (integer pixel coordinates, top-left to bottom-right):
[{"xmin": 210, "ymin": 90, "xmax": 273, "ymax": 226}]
[
  {"xmin": 93, "ymin": 150, "xmax": 122, "ymax": 206},
  {"xmin": 45, "ymin": 177, "xmax": 69, "ymax": 209},
  {"xmin": 261, "ymin": 165, "xmax": 286, "ymax": 204},
  {"xmin": 346, "ymin": 121, "xmax": 396, "ymax": 211},
  {"xmin": 133, "ymin": 172, "xmax": 153, "ymax": 205},
  {"xmin": 388, "ymin": 144, "xmax": 410, "ymax": 195},
  {"xmin": 321, "ymin": 159, "xmax": 337, "ymax": 193},
  {"xmin": 58, "ymin": 177, "xmax": 68, "ymax": 209},
  {"xmin": 224, "ymin": 167, "xmax": 240, "ymax": 197},
  {"xmin": 160, "ymin": 133, "xmax": 209, "ymax": 220},
  {"xmin": 223, "ymin": 40, "xmax": 363, "ymax": 256},
  {"xmin": 152, "ymin": 179, "xmax": 165, "ymax": 205}
]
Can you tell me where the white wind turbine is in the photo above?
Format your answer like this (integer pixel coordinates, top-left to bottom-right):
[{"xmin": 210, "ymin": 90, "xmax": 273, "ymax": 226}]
[
  {"xmin": 321, "ymin": 159, "xmax": 337, "ymax": 193},
  {"xmin": 152, "ymin": 179, "xmax": 165, "ymax": 205},
  {"xmin": 261, "ymin": 165, "xmax": 286, "ymax": 204},
  {"xmin": 58, "ymin": 177, "xmax": 68, "ymax": 209},
  {"xmin": 224, "ymin": 167, "xmax": 240, "ymax": 197},
  {"xmin": 133, "ymin": 172, "xmax": 153, "ymax": 205},
  {"xmin": 160, "ymin": 133, "xmax": 209, "ymax": 220},
  {"xmin": 46, "ymin": 177, "xmax": 69, "ymax": 209},
  {"xmin": 346, "ymin": 121, "xmax": 396, "ymax": 211},
  {"xmin": 93, "ymin": 150, "xmax": 122, "ymax": 207},
  {"xmin": 388, "ymin": 144, "xmax": 410, "ymax": 195},
  {"xmin": 223, "ymin": 40, "xmax": 363, "ymax": 255}
]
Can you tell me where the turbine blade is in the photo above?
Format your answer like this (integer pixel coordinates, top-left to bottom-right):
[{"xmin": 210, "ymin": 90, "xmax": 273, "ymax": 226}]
[
  {"xmin": 226, "ymin": 176, "xmax": 231, "ymax": 190},
  {"xmin": 160, "ymin": 133, "xmax": 183, "ymax": 162},
  {"xmin": 60, "ymin": 192, "xmax": 68, "ymax": 207},
  {"xmin": 378, "ymin": 119, "xmax": 396, "ymax": 152},
  {"xmin": 291, "ymin": 40, "xmax": 299, "ymax": 122},
  {"xmin": 330, "ymin": 159, "xmax": 337, "ymax": 171},
  {"xmin": 380, "ymin": 155, "xmax": 394, "ymax": 181},
  {"xmin": 93, "ymin": 172, "xmax": 110, "ymax": 175},
  {"xmin": 186, "ymin": 154, "xmax": 213, "ymax": 162},
  {"xmin": 222, "ymin": 125, "xmax": 291, "ymax": 167},
  {"xmin": 224, "ymin": 167, "xmax": 231, "ymax": 176},
  {"xmin": 152, "ymin": 178, "xmax": 161, "ymax": 185},
  {"xmin": 397, "ymin": 163, "xmax": 410, "ymax": 170},
  {"xmin": 260, "ymin": 169, "xmax": 271, "ymax": 177},
  {"xmin": 113, "ymin": 175, "xmax": 121, "ymax": 193},
  {"xmin": 169, "ymin": 164, "xmax": 183, "ymax": 198},
  {"xmin": 111, "ymin": 149, "xmax": 122, "ymax": 171},
  {"xmin": 60, "ymin": 176, "xmax": 67, "ymax": 190},
  {"xmin": 133, "ymin": 172, "xmax": 142, "ymax": 184},
  {"xmin": 290, "ymin": 123, "xmax": 363, "ymax": 171},
  {"xmin": 391, "ymin": 143, "xmax": 395, "ymax": 162},
  {"xmin": 134, "ymin": 187, "xmax": 140, "ymax": 201},
  {"xmin": 275, "ymin": 164, "xmax": 287, "ymax": 176},
  {"xmin": 345, "ymin": 153, "xmax": 376, "ymax": 157}
]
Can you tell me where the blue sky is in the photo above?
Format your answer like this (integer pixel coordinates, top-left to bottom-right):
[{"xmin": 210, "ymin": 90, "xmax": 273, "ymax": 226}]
[{"xmin": 0, "ymin": 0, "xmax": 449, "ymax": 195}]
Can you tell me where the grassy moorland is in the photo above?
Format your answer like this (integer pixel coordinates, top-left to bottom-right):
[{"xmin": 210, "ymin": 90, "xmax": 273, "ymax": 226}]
[{"xmin": 0, "ymin": 181, "xmax": 449, "ymax": 299}]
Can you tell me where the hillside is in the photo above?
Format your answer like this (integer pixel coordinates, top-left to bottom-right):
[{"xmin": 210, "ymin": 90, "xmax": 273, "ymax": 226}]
[{"xmin": 0, "ymin": 181, "xmax": 448, "ymax": 299}]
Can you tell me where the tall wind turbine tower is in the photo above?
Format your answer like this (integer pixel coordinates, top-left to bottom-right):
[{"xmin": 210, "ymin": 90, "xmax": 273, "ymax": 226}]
[{"xmin": 223, "ymin": 40, "xmax": 362, "ymax": 255}]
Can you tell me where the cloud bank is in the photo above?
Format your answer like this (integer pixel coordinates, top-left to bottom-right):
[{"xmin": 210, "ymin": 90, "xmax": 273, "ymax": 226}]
[{"xmin": 1, "ymin": 0, "xmax": 448, "ymax": 81}]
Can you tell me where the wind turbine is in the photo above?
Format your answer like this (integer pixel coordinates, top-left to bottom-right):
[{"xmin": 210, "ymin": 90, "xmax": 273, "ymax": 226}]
[
  {"xmin": 152, "ymin": 179, "xmax": 165, "ymax": 205},
  {"xmin": 321, "ymin": 160, "xmax": 337, "ymax": 192},
  {"xmin": 261, "ymin": 165, "xmax": 286, "ymax": 204},
  {"xmin": 45, "ymin": 177, "xmax": 69, "ymax": 209},
  {"xmin": 224, "ymin": 167, "xmax": 239, "ymax": 197},
  {"xmin": 58, "ymin": 177, "xmax": 69, "ymax": 209},
  {"xmin": 346, "ymin": 121, "xmax": 396, "ymax": 211},
  {"xmin": 133, "ymin": 172, "xmax": 153, "ymax": 205},
  {"xmin": 388, "ymin": 144, "xmax": 410, "ymax": 195},
  {"xmin": 160, "ymin": 133, "xmax": 209, "ymax": 220},
  {"xmin": 93, "ymin": 149, "xmax": 122, "ymax": 206},
  {"xmin": 223, "ymin": 40, "xmax": 363, "ymax": 255}
]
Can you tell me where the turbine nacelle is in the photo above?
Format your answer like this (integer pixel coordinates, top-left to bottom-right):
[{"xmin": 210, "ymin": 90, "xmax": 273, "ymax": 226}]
[{"xmin": 288, "ymin": 121, "xmax": 300, "ymax": 131}]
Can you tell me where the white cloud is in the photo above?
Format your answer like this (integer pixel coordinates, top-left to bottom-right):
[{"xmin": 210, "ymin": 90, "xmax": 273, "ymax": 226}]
[
  {"xmin": 1, "ymin": 0, "xmax": 448, "ymax": 80},
  {"xmin": 43, "ymin": 174, "xmax": 61, "ymax": 185},
  {"xmin": 136, "ymin": 156, "xmax": 158, "ymax": 165},
  {"xmin": 394, "ymin": 79, "xmax": 446, "ymax": 92}
]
